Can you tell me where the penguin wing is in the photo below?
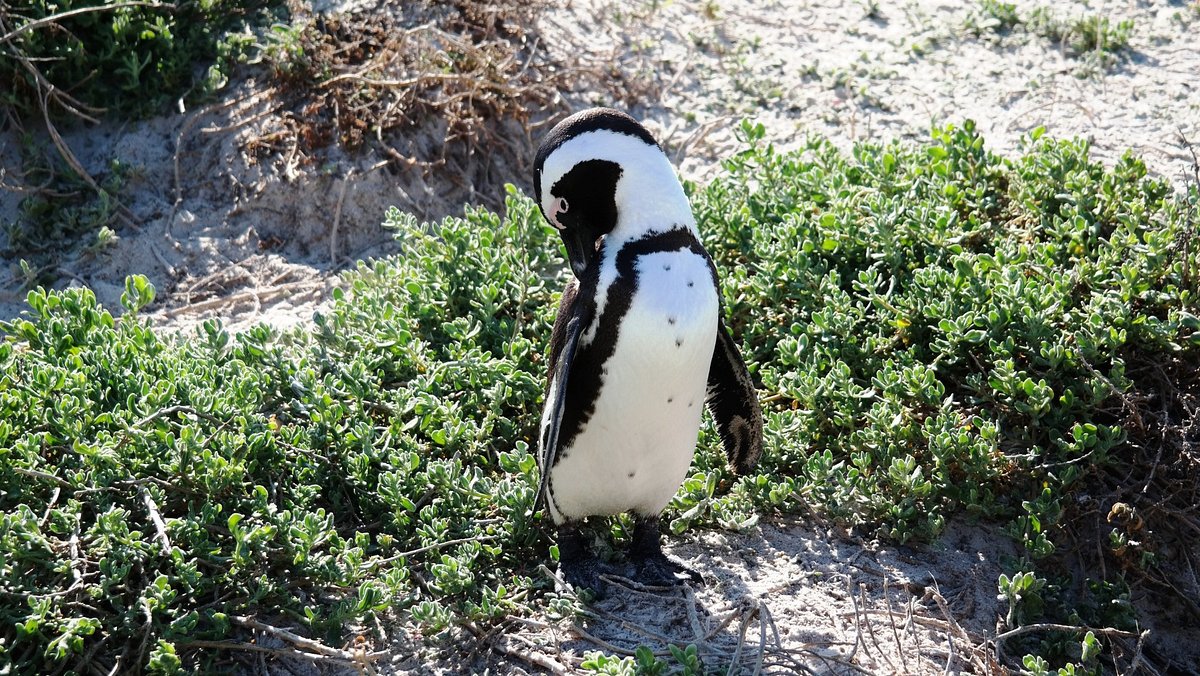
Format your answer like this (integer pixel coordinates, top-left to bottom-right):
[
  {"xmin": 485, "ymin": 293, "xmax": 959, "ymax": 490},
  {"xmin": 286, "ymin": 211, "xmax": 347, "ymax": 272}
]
[
  {"xmin": 536, "ymin": 280, "xmax": 585, "ymax": 510},
  {"xmin": 706, "ymin": 317, "xmax": 764, "ymax": 475}
]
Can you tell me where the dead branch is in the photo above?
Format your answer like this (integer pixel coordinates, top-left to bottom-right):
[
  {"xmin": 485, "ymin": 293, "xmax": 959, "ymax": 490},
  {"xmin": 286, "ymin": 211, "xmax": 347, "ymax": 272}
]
[
  {"xmin": 883, "ymin": 576, "xmax": 909, "ymax": 673},
  {"xmin": 175, "ymin": 638, "xmax": 375, "ymax": 669},
  {"xmin": 927, "ymin": 588, "xmax": 991, "ymax": 674},
  {"xmin": 139, "ymin": 486, "xmax": 172, "ymax": 556},
  {"xmin": 463, "ymin": 621, "xmax": 569, "ymax": 675},
  {"xmin": 330, "ymin": 168, "xmax": 354, "ymax": 267},
  {"xmin": 158, "ymin": 279, "xmax": 327, "ymax": 318},
  {"xmin": 230, "ymin": 615, "xmax": 386, "ymax": 663},
  {"xmin": 373, "ymin": 534, "xmax": 500, "ymax": 564},
  {"xmin": 13, "ymin": 466, "xmax": 72, "ymax": 488},
  {"xmin": 38, "ymin": 86, "xmax": 102, "ymax": 193},
  {"xmin": 859, "ymin": 582, "xmax": 892, "ymax": 670},
  {"xmin": 992, "ymin": 622, "xmax": 1139, "ymax": 666}
]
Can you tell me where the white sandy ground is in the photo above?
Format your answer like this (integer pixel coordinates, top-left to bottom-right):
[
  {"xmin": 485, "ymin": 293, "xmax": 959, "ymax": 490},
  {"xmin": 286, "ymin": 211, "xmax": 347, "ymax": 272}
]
[
  {"xmin": 3, "ymin": 0, "xmax": 1200, "ymax": 672},
  {"xmin": 462, "ymin": 518, "xmax": 1018, "ymax": 674},
  {"xmin": 555, "ymin": 0, "xmax": 1200, "ymax": 186},
  {"xmin": 252, "ymin": 517, "xmax": 1017, "ymax": 675}
]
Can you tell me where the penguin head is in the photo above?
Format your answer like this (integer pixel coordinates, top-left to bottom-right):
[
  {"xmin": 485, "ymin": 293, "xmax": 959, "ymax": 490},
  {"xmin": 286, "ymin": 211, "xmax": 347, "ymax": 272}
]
[{"xmin": 533, "ymin": 108, "xmax": 692, "ymax": 278}]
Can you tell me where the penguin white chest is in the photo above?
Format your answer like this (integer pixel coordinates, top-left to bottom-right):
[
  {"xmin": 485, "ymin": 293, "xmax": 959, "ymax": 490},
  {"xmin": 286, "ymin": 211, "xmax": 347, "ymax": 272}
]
[{"xmin": 549, "ymin": 248, "xmax": 719, "ymax": 521}]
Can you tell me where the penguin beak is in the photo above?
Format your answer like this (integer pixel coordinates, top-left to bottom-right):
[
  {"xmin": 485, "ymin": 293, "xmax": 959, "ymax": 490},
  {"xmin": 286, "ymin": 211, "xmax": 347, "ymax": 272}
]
[{"xmin": 563, "ymin": 228, "xmax": 596, "ymax": 279}]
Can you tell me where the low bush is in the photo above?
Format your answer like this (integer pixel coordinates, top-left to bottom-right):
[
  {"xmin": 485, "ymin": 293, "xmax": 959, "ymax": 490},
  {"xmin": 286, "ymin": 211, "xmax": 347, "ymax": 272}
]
[
  {"xmin": 0, "ymin": 0, "xmax": 282, "ymax": 269},
  {"xmin": 685, "ymin": 120, "xmax": 1198, "ymax": 668},
  {"xmin": 0, "ymin": 0, "xmax": 280, "ymax": 120},
  {"xmin": 0, "ymin": 192, "xmax": 557, "ymax": 672},
  {"xmin": 1, "ymin": 124, "xmax": 1196, "ymax": 672},
  {"xmin": 685, "ymin": 121, "xmax": 1191, "ymax": 543}
]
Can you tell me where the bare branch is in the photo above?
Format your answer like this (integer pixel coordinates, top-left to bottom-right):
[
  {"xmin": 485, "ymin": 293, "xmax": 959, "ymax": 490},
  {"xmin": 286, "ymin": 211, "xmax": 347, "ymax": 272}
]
[
  {"xmin": 13, "ymin": 466, "xmax": 72, "ymax": 488},
  {"xmin": 230, "ymin": 615, "xmax": 386, "ymax": 663},
  {"xmin": 139, "ymin": 486, "xmax": 172, "ymax": 556}
]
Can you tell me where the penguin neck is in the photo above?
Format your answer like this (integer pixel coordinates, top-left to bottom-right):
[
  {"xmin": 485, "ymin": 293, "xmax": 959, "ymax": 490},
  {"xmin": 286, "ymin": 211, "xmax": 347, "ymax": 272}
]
[{"xmin": 608, "ymin": 164, "xmax": 697, "ymax": 245}]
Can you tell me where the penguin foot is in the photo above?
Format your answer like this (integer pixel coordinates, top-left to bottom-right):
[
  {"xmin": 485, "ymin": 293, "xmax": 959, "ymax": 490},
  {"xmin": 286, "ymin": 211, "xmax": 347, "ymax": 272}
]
[
  {"xmin": 556, "ymin": 556, "xmax": 610, "ymax": 599},
  {"xmin": 629, "ymin": 514, "xmax": 703, "ymax": 586},
  {"xmin": 555, "ymin": 524, "xmax": 609, "ymax": 599},
  {"xmin": 632, "ymin": 550, "xmax": 703, "ymax": 586}
]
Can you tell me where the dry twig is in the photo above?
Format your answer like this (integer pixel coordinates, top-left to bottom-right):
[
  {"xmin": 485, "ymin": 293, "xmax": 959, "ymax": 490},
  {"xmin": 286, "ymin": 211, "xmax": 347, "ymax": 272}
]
[
  {"xmin": 231, "ymin": 615, "xmax": 386, "ymax": 663},
  {"xmin": 176, "ymin": 638, "xmax": 376, "ymax": 670},
  {"xmin": 139, "ymin": 486, "xmax": 172, "ymax": 556},
  {"xmin": 463, "ymin": 621, "xmax": 569, "ymax": 675},
  {"xmin": 13, "ymin": 466, "xmax": 72, "ymax": 488},
  {"xmin": 159, "ymin": 279, "xmax": 327, "ymax": 317},
  {"xmin": 330, "ymin": 168, "xmax": 354, "ymax": 268}
]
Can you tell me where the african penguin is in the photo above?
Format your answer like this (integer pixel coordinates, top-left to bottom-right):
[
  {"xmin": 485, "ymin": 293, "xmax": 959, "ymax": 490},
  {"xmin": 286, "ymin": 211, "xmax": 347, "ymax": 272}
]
[{"xmin": 532, "ymin": 107, "xmax": 764, "ymax": 594}]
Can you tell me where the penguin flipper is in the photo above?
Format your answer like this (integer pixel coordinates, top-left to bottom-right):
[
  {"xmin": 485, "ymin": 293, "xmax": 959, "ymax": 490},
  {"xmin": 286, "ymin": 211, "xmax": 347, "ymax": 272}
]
[
  {"xmin": 705, "ymin": 317, "xmax": 764, "ymax": 475},
  {"xmin": 536, "ymin": 280, "xmax": 585, "ymax": 512}
]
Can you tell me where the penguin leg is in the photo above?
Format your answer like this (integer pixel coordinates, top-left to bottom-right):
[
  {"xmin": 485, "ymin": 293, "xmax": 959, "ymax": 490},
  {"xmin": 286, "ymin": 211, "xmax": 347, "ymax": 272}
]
[
  {"xmin": 556, "ymin": 524, "xmax": 608, "ymax": 598},
  {"xmin": 630, "ymin": 515, "xmax": 703, "ymax": 586}
]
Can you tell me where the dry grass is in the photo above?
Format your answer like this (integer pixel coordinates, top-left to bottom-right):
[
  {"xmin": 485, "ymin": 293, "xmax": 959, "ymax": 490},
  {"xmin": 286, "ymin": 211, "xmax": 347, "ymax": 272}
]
[
  {"xmin": 246, "ymin": 0, "xmax": 647, "ymax": 209},
  {"xmin": 468, "ymin": 571, "xmax": 1002, "ymax": 674}
]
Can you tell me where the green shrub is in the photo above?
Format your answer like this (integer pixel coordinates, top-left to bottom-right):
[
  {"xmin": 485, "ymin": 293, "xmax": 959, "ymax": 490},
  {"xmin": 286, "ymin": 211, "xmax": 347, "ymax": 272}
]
[
  {"xmin": 1, "ymin": 0, "xmax": 280, "ymax": 119},
  {"xmin": 0, "ymin": 190, "xmax": 558, "ymax": 671},
  {"xmin": 965, "ymin": 0, "xmax": 1021, "ymax": 35},
  {"xmin": 679, "ymin": 121, "xmax": 1196, "ymax": 667},
  {"xmin": 1, "ymin": 0, "xmax": 283, "ymax": 271},
  {"xmin": 964, "ymin": 3, "xmax": 1134, "ymax": 73},
  {"xmin": 678, "ymin": 120, "xmax": 1194, "ymax": 546},
  {"xmin": 2, "ymin": 140, "xmax": 125, "ymax": 263},
  {"xmin": 1027, "ymin": 9, "xmax": 1134, "ymax": 57},
  {"xmin": 1, "ymin": 126, "xmax": 1196, "ymax": 671}
]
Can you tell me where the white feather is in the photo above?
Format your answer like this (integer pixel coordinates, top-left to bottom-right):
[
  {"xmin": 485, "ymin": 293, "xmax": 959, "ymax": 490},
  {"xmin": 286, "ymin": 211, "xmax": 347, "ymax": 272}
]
[{"xmin": 538, "ymin": 125, "xmax": 720, "ymax": 522}]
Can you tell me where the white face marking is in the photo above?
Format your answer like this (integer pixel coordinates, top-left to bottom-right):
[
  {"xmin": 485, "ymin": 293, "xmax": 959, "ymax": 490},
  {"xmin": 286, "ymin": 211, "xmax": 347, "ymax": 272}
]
[
  {"xmin": 538, "ymin": 129, "xmax": 696, "ymax": 241},
  {"xmin": 541, "ymin": 127, "xmax": 701, "ymax": 343}
]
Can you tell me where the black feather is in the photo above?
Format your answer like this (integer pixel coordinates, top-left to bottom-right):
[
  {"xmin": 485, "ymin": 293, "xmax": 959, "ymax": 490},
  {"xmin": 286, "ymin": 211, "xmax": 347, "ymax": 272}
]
[
  {"xmin": 705, "ymin": 318, "xmax": 764, "ymax": 474},
  {"xmin": 535, "ymin": 278, "xmax": 590, "ymax": 513}
]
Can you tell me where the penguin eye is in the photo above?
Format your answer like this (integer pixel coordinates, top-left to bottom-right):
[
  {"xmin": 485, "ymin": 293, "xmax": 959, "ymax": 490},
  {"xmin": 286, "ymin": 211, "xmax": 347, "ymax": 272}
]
[{"xmin": 557, "ymin": 197, "xmax": 569, "ymax": 213}]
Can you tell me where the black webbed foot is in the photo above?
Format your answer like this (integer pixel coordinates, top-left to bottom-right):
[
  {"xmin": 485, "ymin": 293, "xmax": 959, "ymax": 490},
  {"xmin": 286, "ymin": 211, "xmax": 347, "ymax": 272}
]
[
  {"xmin": 630, "ymin": 515, "xmax": 703, "ymax": 586},
  {"xmin": 558, "ymin": 556, "xmax": 610, "ymax": 598},
  {"xmin": 555, "ymin": 525, "xmax": 610, "ymax": 599},
  {"xmin": 635, "ymin": 550, "xmax": 703, "ymax": 586}
]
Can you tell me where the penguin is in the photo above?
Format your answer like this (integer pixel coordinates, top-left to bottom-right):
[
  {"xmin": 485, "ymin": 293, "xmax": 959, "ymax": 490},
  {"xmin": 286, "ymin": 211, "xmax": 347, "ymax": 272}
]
[{"xmin": 532, "ymin": 107, "xmax": 764, "ymax": 593}]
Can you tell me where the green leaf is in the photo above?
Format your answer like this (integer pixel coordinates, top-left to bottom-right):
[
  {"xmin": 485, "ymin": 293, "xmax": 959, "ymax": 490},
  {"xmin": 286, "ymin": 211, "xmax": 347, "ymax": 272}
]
[{"xmin": 121, "ymin": 274, "xmax": 156, "ymax": 313}]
